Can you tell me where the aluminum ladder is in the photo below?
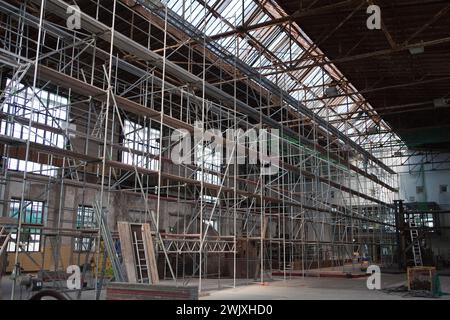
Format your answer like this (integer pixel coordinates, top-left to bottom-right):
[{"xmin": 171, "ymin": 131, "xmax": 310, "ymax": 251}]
[
  {"xmin": 0, "ymin": 227, "xmax": 11, "ymax": 260},
  {"xmin": 409, "ymin": 217, "xmax": 423, "ymax": 266}
]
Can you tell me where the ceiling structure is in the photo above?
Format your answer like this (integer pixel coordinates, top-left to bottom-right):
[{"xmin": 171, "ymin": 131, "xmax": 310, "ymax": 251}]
[
  {"xmin": 25, "ymin": 0, "xmax": 449, "ymax": 162},
  {"xmin": 164, "ymin": 0, "xmax": 450, "ymax": 154},
  {"xmin": 272, "ymin": 0, "xmax": 450, "ymax": 151},
  {"xmin": 158, "ymin": 0, "xmax": 408, "ymax": 167}
]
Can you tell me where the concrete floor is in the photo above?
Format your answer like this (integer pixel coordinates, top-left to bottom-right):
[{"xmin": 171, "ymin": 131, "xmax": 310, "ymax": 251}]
[
  {"xmin": 1, "ymin": 273, "xmax": 449, "ymax": 300},
  {"xmin": 203, "ymin": 274, "xmax": 450, "ymax": 300}
]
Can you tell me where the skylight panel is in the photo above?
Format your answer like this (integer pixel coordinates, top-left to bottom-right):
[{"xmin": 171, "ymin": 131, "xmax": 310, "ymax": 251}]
[
  {"xmin": 204, "ymin": 14, "xmax": 231, "ymax": 36},
  {"xmin": 215, "ymin": 0, "xmax": 233, "ymax": 15},
  {"xmin": 259, "ymin": 26, "xmax": 283, "ymax": 49},
  {"xmin": 250, "ymin": 10, "xmax": 270, "ymax": 25},
  {"xmin": 161, "ymin": 0, "xmax": 400, "ymax": 156},
  {"xmin": 219, "ymin": 0, "xmax": 255, "ymax": 25},
  {"xmin": 243, "ymin": 0, "xmax": 258, "ymax": 22},
  {"xmin": 335, "ymin": 103, "xmax": 349, "ymax": 115},
  {"xmin": 167, "ymin": 0, "xmax": 183, "ymax": 15},
  {"xmin": 217, "ymin": 35, "xmax": 235, "ymax": 51},
  {"xmin": 190, "ymin": 2, "xmax": 206, "ymax": 28},
  {"xmin": 256, "ymin": 55, "xmax": 271, "ymax": 68},
  {"xmin": 290, "ymin": 90, "xmax": 302, "ymax": 101}
]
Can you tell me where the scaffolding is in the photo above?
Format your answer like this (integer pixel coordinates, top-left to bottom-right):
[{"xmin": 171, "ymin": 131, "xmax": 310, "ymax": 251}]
[{"xmin": 0, "ymin": 0, "xmax": 400, "ymax": 299}]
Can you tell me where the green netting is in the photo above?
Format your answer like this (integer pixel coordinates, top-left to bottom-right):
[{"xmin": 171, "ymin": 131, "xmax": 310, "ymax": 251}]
[
  {"xmin": 416, "ymin": 202, "xmax": 431, "ymax": 211},
  {"xmin": 432, "ymin": 274, "xmax": 449, "ymax": 297},
  {"xmin": 400, "ymin": 126, "xmax": 450, "ymax": 148}
]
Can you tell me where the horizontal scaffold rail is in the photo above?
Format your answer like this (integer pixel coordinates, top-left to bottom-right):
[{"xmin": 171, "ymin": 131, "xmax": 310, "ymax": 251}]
[{"xmin": 29, "ymin": 0, "xmax": 396, "ymax": 182}]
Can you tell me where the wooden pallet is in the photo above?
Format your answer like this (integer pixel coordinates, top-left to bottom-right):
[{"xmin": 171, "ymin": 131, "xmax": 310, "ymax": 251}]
[{"xmin": 407, "ymin": 266, "xmax": 436, "ymax": 291}]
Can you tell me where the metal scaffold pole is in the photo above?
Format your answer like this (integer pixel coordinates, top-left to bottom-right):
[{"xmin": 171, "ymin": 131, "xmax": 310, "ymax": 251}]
[
  {"xmin": 0, "ymin": 0, "xmax": 401, "ymax": 299},
  {"xmin": 11, "ymin": 0, "xmax": 46, "ymax": 300},
  {"xmin": 96, "ymin": 0, "xmax": 117, "ymax": 299}
]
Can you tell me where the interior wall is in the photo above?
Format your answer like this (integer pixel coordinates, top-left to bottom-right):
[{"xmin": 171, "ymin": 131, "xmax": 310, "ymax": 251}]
[{"xmin": 398, "ymin": 153, "xmax": 450, "ymax": 261}]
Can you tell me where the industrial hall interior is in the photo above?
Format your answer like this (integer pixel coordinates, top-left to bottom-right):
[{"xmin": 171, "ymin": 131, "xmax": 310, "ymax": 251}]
[{"xmin": 0, "ymin": 0, "xmax": 449, "ymax": 301}]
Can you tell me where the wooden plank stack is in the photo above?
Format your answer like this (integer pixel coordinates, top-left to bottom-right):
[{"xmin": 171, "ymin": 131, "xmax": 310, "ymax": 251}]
[
  {"xmin": 106, "ymin": 282, "xmax": 198, "ymax": 300},
  {"xmin": 117, "ymin": 222, "xmax": 136, "ymax": 282}
]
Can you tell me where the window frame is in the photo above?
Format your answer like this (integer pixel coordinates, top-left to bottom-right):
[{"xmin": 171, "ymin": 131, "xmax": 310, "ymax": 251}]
[
  {"xmin": 0, "ymin": 78, "xmax": 68, "ymax": 148},
  {"xmin": 7, "ymin": 198, "xmax": 44, "ymax": 253},
  {"xmin": 74, "ymin": 205, "xmax": 96, "ymax": 252},
  {"xmin": 121, "ymin": 119, "xmax": 160, "ymax": 171}
]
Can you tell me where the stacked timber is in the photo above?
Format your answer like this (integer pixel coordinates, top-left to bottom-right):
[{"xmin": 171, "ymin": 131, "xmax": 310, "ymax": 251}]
[{"xmin": 106, "ymin": 282, "xmax": 198, "ymax": 300}]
